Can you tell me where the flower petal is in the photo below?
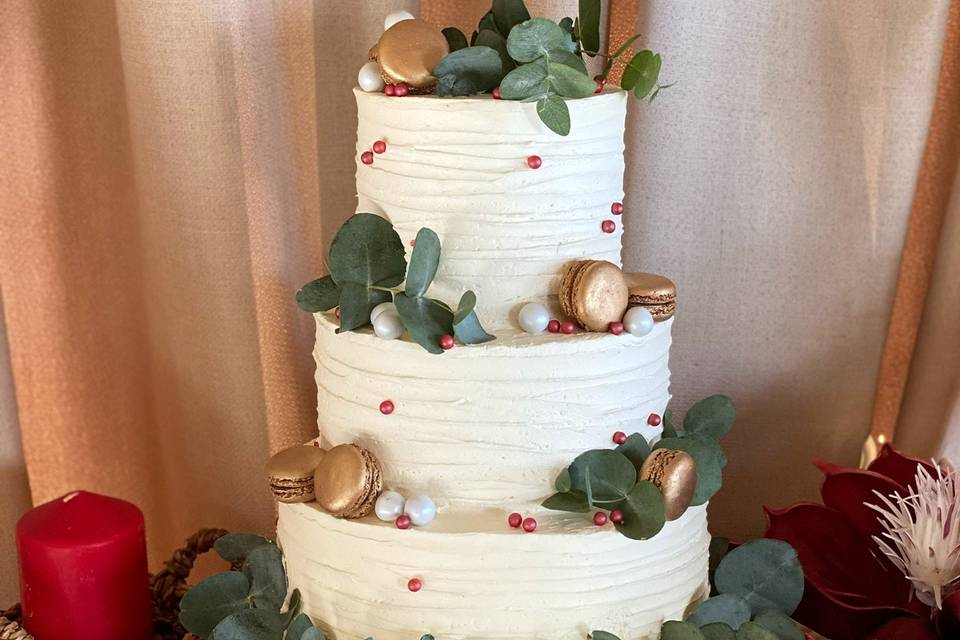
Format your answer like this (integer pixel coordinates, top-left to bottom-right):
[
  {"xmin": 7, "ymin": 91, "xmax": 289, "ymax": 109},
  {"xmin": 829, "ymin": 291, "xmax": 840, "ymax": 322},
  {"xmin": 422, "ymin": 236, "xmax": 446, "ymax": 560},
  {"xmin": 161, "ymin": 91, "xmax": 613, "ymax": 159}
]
[
  {"xmin": 867, "ymin": 617, "xmax": 938, "ymax": 640},
  {"xmin": 765, "ymin": 503, "xmax": 919, "ymax": 610},
  {"xmin": 867, "ymin": 444, "xmax": 937, "ymax": 490},
  {"xmin": 820, "ymin": 469, "xmax": 906, "ymax": 540}
]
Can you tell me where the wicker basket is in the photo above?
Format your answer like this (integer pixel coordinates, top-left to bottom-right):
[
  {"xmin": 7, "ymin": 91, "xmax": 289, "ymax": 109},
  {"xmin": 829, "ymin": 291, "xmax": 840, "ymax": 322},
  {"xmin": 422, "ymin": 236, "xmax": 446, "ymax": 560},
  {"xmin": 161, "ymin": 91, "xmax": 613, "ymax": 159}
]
[{"xmin": 1, "ymin": 528, "xmax": 228, "ymax": 640}]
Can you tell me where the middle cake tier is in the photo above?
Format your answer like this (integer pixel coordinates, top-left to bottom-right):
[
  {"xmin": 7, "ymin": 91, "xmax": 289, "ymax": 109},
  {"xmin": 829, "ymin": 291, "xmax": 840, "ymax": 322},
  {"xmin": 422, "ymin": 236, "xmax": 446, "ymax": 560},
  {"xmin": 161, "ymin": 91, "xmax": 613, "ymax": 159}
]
[{"xmin": 313, "ymin": 313, "xmax": 671, "ymax": 514}]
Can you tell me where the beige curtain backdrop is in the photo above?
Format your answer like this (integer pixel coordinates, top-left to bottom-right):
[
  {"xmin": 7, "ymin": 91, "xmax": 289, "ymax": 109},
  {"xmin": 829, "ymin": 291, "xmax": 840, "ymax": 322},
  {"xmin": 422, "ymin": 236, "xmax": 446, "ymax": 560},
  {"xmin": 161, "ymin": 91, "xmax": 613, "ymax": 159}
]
[{"xmin": 0, "ymin": 0, "xmax": 956, "ymax": 604}]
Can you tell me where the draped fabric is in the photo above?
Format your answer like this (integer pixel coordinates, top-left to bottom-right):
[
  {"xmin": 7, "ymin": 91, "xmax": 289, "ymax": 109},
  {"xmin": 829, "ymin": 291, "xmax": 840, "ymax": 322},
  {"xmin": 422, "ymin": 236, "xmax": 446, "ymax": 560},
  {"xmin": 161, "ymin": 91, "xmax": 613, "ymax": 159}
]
[{"xmin": 0, "ymin": 0, "xmax": 956, "ymax": 605}]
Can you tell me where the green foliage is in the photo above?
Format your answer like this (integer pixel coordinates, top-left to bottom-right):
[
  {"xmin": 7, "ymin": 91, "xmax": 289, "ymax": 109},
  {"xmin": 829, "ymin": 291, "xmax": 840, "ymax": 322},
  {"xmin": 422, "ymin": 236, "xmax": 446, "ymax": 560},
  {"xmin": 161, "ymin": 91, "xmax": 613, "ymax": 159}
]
[
  {"xmin": 442, "ymin": 27, "xmax": 468, "ymax": 51},
  {"xmin": 734, "ymin": 623, "xmax": 779, "ymax": 640},
  {"xmin": 506, "ymin": 18, "xmax": 569, "ymax": 62},
  {"xmin": 295, "ymin": 276, "xmax": 340, "ymax": 313},
  {"xmin": 655, "ymin": 436, "xmax": 725, "ymax": 506},
  {"xmin": 688, "ymin": 594, "xmax": 751, "ymax": 630},
  {"xmin": 337, "ymin": 282, "xmax": 391, "ymax": 334},
  {"xmin": 714, "ymin": 539, "xmax": 804, "ymax": 617},
  {"xmin": 474, "ymin": 29, "xmax": 514, "ymax": 74},
  {"xmin": 708, "ymin": 536, "xmax": 731, "ymax": 593},
  {"xmin": 590, "ymin": 632, "xmax": 622, "ymax": 640},
  {"xmin": 613, "ymin": 480, "xmax": 665, "ymax": 540},
  {"xmin": 179, "ymin": 536, "xmax": 322, "ymax": 640},
  {"xmin": 394, "ymin": 293, "xmax": 455, "ymax": 354},
  {"xmin": 435, "ymin": 47, "xmax": 502, "ymax": 97},
  {"xmin": 541, "ymin": 490, "xmax": 590, "ymax": 512},
  {"xmin": 684, "ymin": 395, "xmax": 736, "ymax": 440},
  {"xmin": 567, "ymin": 449, "xmax": 637, "ymax": 502},
  {"xmin": 752, "ymin": 612, "xmax": 803, "ymax": 640},
  {"xmin": 536, "ymin": 95, "xmax": 570, "ymax": 136},
  {"xmin": 700, "ymin": 624, "xmax": 736, "ymax": 640},
  {"xmin": 499, "ymin": 59, "xmax": 549, "ymax": 99},
  {"xmin": 661, "ymin": 621, "xmax": 706, "ymax": 639},
  {"xmin": 554, "ymin": 468, "xmax": 571, "ymax": 492},
  {"xmin": 453, "ymin": 290, "xmax": 495, "ymax": 344},
  {"xmin": 576, "ymin": 0, "xmax": 601, "ymax": 54},
  {"xmin": 616, "ymin": 432, "xmax": 651, "ymax": 471},
  {"xmin": 405, "ymin": 228, "xmax": 441, "ymax": 297},
  {"xmin": 492, "ymin": 0, "xmax": 530, "ymax": 36}
]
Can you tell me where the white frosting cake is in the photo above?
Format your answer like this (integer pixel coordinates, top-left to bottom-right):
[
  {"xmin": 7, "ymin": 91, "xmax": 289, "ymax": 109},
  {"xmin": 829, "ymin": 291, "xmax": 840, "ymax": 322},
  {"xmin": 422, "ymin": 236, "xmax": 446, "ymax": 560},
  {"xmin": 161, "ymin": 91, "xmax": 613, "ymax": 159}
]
[{"xmin": 280, "ymin": 88, "xmax": 709, "ymax": 640}]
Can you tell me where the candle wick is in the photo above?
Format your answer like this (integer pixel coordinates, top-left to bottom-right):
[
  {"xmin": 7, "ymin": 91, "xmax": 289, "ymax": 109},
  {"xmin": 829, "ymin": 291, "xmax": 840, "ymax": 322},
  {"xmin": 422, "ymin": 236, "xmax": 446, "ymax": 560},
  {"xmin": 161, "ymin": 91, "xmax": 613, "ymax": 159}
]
[{"xmin": 63, "ymin": 491, "xmax": 80, "ymax": 503}]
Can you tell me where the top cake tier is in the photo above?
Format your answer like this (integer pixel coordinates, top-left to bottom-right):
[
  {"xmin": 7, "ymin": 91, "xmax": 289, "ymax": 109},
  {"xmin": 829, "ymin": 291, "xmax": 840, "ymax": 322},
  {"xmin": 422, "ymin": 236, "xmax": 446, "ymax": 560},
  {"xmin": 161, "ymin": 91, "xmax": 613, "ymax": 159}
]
[{"xmin": 354, "ymin": 89, "xmax": 628, "ymax": 330}]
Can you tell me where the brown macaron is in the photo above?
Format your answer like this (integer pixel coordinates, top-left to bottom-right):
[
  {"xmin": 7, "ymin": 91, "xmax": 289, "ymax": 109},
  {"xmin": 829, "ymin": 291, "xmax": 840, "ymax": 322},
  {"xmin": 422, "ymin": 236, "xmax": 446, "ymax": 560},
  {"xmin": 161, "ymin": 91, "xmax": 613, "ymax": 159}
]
[
  {"xmin": 313, "ymin": 443, "xmax": 383, "ymax": 519},
  {"xmin": 625, "ymin": 272, "xmax": 677, "ymax": 321},
  {"xmin": 369, "ymin": 19, "xmax": 449, "ymax": 90},
  {"xmin": 558, "ymin": 260, "xmax": 629, "ymax": 332},
  {"xmin": 639, "ymin": 448, "xmax": 697, "ymax": 521},
  {"xmin": 265, "ymin": 445, "xmax": 327, "ymax": 504}
]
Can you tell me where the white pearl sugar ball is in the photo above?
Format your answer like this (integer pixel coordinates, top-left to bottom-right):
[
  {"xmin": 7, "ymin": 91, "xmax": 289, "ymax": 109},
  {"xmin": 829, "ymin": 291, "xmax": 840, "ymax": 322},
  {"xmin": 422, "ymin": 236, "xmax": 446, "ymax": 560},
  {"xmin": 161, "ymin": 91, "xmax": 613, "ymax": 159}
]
[
  {"xmin": 623, "ymin": 306, "xmax": 655, "ymax": 337},
  {"xmin": 375, "ymin": 490, "xmax": 406, "ymax": 522},
  {"xmin": 403, "ymin": 494, "xmax": 437, "ymax": 526},
  {"xmin": 358, "ymin": 61, "xmax": 385, "ymax": 93},
  {"xmin": 384, "ymin": 10, "xmax": 415, "ymax": 30},
  {"xmin": 373, "ymin": 312, "xmax": 403, "ymax": 340},
  {"xmin": 370, "ymin": 302, "xmax": 395, "ymax": 323},
  {"xmin": 518, "ymin": 302, "xmax": 550, "ymax": 334}
]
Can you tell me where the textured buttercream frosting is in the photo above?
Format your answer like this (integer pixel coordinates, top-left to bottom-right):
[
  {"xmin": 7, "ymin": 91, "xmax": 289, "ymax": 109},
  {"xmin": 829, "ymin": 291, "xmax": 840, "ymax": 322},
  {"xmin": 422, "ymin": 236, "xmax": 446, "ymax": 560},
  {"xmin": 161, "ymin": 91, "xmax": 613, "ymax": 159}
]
[
  {"xmin": 355, "ymin": 88, "xmax": 627, "ymax": 330},
  {"xmin": 280, "ymin": 502, "xmax": 710, "ymax": 640}
]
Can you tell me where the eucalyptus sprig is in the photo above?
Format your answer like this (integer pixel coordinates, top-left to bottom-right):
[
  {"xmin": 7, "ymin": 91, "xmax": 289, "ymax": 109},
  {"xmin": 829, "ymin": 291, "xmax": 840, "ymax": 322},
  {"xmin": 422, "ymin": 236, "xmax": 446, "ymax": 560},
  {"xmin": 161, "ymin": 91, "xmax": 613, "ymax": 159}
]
[
  {"xmin": 434, "ymin": 0, "xmax": 668, "ymax": 135},
  {"xmin": 296, "ymin": 214, "xmax": 494, "ymax": 354},
  {"xmin": 178, "ymin": 533, "xmax": 325, "ymax": 640},
  {"xmin": 542, "ymin": 395, "xmax": 734, "ymax": 539}
]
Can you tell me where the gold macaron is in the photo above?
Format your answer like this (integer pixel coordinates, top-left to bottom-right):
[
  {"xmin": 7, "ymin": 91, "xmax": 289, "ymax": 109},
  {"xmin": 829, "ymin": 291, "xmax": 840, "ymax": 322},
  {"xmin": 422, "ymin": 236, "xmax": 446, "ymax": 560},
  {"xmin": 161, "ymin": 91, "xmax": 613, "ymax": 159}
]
[
  {"xmin": 369, "ymin": 19, "xmax": 449, "ymax": 90},
  {"xmin": 265, "ymin": 445, "xmax": 326, "ymax": 504},
  {"xmin": 625, "ymin": 272, "xmax": 676, "ymax": 321},
  {"xmin": 639, "ymin": 448, "xmax": 697, "ymax": 520},
  {"xmin": 558, "ymin": 260, "xmax": 629, "ymax": 332},
  {"xmin": 313, "ymin": 443, "xmax": 383, "ymax": 519}
]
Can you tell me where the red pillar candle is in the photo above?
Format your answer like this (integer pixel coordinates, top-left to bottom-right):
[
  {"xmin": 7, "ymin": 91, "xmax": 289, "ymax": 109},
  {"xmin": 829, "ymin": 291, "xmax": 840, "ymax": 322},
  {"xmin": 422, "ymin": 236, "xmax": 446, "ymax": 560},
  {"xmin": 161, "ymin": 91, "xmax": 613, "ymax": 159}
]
[{"xmin": 16, "ymin": 491, "xmax": 153, "ymax": 640}]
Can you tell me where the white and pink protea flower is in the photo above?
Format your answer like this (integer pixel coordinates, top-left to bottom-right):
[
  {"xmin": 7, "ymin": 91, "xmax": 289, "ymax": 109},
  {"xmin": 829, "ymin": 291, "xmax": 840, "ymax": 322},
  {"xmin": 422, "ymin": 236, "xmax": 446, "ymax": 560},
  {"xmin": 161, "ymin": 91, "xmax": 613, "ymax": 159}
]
[{"xmin": 868, "ymin": 462, "xmax": 960, "ymax": 611}]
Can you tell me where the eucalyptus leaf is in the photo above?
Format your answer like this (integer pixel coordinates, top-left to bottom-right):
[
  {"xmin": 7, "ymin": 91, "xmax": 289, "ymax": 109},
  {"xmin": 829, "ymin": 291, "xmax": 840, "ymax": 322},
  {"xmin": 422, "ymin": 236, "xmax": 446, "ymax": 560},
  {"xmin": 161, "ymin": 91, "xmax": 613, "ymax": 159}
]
[
  {"xmin": 295, "ymin": 276, "xmax": 340, "ymax": 313},
  {"xmin": 420, "ymin": 635, "xmax": 435, "ymax": 640},
  {"xmin": 506, "ymin": 17, "xmax": 568, "ymax": 62},
  {"xmin": 405, "ymin": 228, "xmax": 441, "ymax": 297},
  {"xmin": 549, "ymin": 49, "xmax": 588, "ymax": 75},
  {"xmin": 591, "ymin": 632, "xmax": 622, "ymax": 640},
  {"xmin": 281, "ymin": 589, "xmax": 302, "ymax": 628},
  {"xmin": 709, "ymin": 536, "xmax": 731, "ymax": 592},
  {"xmin": 300, "ymin": 629, "xmax": 326, "ymax": 640},
  {"xmin": 577, "ymin": 0, "xmax": 601, "ymax": 54},
  {"xmin": 286, "ymin": 613, "xmax": 314, "ymax": 640},
  {"xmin": 620, "ymin": 50, "xmax": 650, "ymax": 91},
  {"xmin": 328, "ymin": 213, "xmax": 406, "ymax": 289},
  {"xmin": 613, "ymin": 480, "xmax": 665, "ymax": 540},
  {"xmin": 499, "ymin": 59, "xmax": 549, "ymax": 99},
  {"xmin": 336, "ymin": 282, "xmax": 391, "ymax": 333},
  {"xmin": 700, "ymin": 624, "xmax": 736, "ymax": 640},
  {"xmin": 683, "ymin": 395, "xmax": 736, "ymax": 441},
  {"xmin": 244, "ymin": 543, "xmax": 287, "ymax": 611},
  {"xmin": 568, "ymin": 449, "xmax": 637, "ymax": 503},
  {"xmin": 453, "ymin": 309, "xmax": 495, "ymax": 345},
  {"xmin": 453, "ymin": 290, "xmax": 477, "ymax": 325},
  {"xmin": 474, "ymin": 29, "xmax": 514, "ymax": 75},
  {"xmin": 734, "ymin": 623, "xmax": 778, "ymax": 640},
  {"xmin": 660, "ymin": 620, "xmax": 706, "ymax": 640},
  {"xmin": 555, "ymin": 467, "xmax": 572, "ymax": 492},
  {"xmin": 434, "ymin": 46, "xmax": 503, "ymax": 97},
  {"xmin": 655, "ymin": 436, "xmax": 724, "ymax": 505},
  {"xmin": 558, "ymin": 16, "xmax": 574, "ymax": 37},
  {"xmin": 179, "ymin": 572, "xmax": 251, "ymax": 638},
  {"xmin": 621, "ymin": 50, "xmax": 662, "ymax": 99},
  {"xmin": 214, "ymin": 533, "xmax": 273, "ymax": 564},
  {"xmin": 616, "ymin": 433, "xmax": 651, "ymax": 471},
  {"xmin": 662, "ymin": 408, "xmax": 679, "ymax": 438},
  {"xmin": 541, "ymin": 490, "xmax": 590, "ymax": 513},
  {"xmin": 688, "ymin": 594, "xmax": 751, "ymax": 630},
  {"xmin": 478, "ymin": 10, "xmax": 499, "ymax": 36},
  {"xmin": 394, "ymin": 293, "xmax": 455, "ymax": 354},
  {"xmin": 548, "ymin": 62, "xmax": 595, "ymax": 98},
  {"xmin": 714, "ymin": 539, "xmax": 804, "ymax": 617},
  {"xmin": 442, "ymin": 27, "xmax": 468, "ymax": 52},
  {"xmin": 492, "ymin": 0, "xmax": 530, "ymax": 36},
  {"xmin": 536, "ymin": 94, "xmax": 570, "ymax": 136},
  {"xmin": 752, "ymin": 612, "xmax": 803, "ymax": 640},
  {"xmin": 210, "ymin": 609, "xmax": 284, "ymax": 640}
]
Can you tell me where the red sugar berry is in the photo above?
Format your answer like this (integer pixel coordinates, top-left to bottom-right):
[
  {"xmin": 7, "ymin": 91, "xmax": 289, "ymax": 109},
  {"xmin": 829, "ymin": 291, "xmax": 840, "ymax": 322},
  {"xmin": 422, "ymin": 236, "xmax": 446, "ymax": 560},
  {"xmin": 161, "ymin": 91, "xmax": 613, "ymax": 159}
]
[
  {"xmin": 407, "ymin": 577, "xmax": 422, "ymax": 592},
  {"xmin": 492, "ymin": 86, "xmax": 502, "ymax": 100},
  {"xmin": 439, "ymin": 334, "xmax": 455, "ymax": 350},
  {"xmin": 560, "ymin": 321, "xmax": 576, "ymax": 335},
  {"xmin": 609, "ymin": 322, "xmax": 624, "ymax": 335},
  {"xmin": 395, "ymin": 514, "xmax": 411, "ymax": 529},
  {"xmin": 508, "ymin": 512, "xmax": 523, "ymax": 528},
  {"xmin": 334, "ymin": 307, "xmax": 340, "ymax": 319},
  {"xmin": 373, "ymin": 140, "xmax": 387, "ymax": 154},
  {"xmin": 612, "ymin": 431, "xmax": 627, "ymax": 445},
  {"xmin": 361, "ymin": 151, "xmax": 374, "ymax": 165},
  {"xmin": 647, "ymin": 413, "xmax": 662, "ymax": 427},
  {"xmin": 601, "ymin": 219, "xmax": 616, "ymax": 233},
  {"xmin": 593, "ymin": 511, "xmax": 608, "ymax": 526},
  {"xmin": 611, "ymin": 202, "xmax": 624, "ymax": 215},
  {"xmin": 394, "ymin": 82, "xmax": 409, "ymax": 97},
  {"xmin": 379, "ymin": 400, "xmax": 395, "ymax": 415},
  {"xmin": 547, "ymin": 319, "xmax": 561, "ymax": 333},
  {"xmin": 526, "ymin": 155, "xmax": 542, "ymax": 169},
  {"xmin": 384, "ymin": 83, "xmax": 396, "ymax": 96},
  {"xmin": 595, "ymin": 80, "xmax": 604, "ymax": 94},
  {"xmin": 610, "ymin": 509, "xmax": 624, "ymax": 524},
  {"xmin": 521, "ymin": 517, "xmax": 538, "ymax": 533}
]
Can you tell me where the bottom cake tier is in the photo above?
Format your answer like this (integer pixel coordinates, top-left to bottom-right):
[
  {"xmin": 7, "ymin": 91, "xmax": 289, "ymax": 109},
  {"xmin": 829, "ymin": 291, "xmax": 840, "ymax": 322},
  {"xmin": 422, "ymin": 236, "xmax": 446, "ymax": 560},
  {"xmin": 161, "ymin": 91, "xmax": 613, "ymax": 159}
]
[{"xmin": 278, "ymin": 503, "xmax": 710, "ymax": 640}]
